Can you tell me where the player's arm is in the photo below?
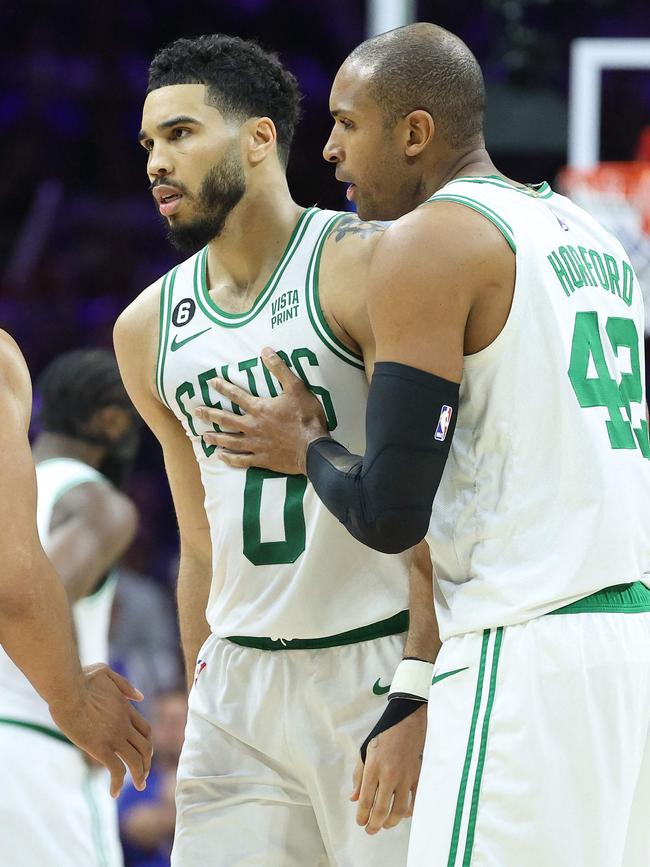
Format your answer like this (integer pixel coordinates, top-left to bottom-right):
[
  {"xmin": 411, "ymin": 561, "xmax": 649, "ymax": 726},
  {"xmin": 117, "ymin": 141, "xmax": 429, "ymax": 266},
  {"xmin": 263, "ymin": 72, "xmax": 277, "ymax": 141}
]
[
  {"xmin": 0, "ymin": 332, "xmax": 151, "ymax": 795},
  {"xmin": 114, "ymin": 295, "xmax": 213, "ymax": 690},
  {"xmin": 190, "ymin": 204, "xmax": 511, "ymax": 553},
  {"xmin": 316, "ymin": 215, "xmax": 387, "ymax": 379},
  {"xmin": 47, "ymin": 482, "xmax": 138, "ymax": 603},
  {"xmin": 352, "ymin": 539, "xmax": 437, "ymax": 834},
  {"xmin": 0, "ymin": 332, "xmax": 84, "ymax": 701}
]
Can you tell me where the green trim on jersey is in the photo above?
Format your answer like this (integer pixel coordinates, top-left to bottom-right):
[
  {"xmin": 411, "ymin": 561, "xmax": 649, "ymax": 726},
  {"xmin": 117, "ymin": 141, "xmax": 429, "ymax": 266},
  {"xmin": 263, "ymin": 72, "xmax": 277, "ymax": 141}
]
[
  {"xmin": 35, "ymin": 460, "xmax": 117, "ymax": 602},
  {"xmin": 446, "ymin": 175, "xmax": 553, "ymax": 199},
  {"xmin": 193, "ymin": 207, "xmax": 319, "ymax": 327},
  {"xmin": 446, "ymin": 627, "xmax": 503, "ymax": 867},
  {"xmin": 426, "ymin": 194, "xmax": 517, "ymax": 253},
  {"xmin": 156, "ymin": 267, "xmax": 178, "ymax": 408},
  {"xmin": 227, "ymin": 609, "xmax": 408, "ymax": 650},
  {"xmin": 82, "ymin": 770, "xmax": 110, "ymax": 867},
  {"xmin": 305, "ymin": 213, "xmax": 365, "ymax": 370},
  {"xmin": 0, "ymin": 717, "xmax": 73, "ymax": 746},
  {"xmin": 547, "ymin": 581, "xmax": 650, "ymax": 615}
]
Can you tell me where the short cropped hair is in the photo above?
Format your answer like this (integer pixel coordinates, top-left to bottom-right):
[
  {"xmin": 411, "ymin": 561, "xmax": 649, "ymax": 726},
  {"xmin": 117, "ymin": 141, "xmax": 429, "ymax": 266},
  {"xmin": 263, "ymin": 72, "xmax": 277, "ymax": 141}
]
[
  {"xmin": 348, "ymin": 23, "xmax": 485, "ymax": 149},
  {"xmin": 147, "ymin": 34, "xmax": 302, "ymax": 167}
]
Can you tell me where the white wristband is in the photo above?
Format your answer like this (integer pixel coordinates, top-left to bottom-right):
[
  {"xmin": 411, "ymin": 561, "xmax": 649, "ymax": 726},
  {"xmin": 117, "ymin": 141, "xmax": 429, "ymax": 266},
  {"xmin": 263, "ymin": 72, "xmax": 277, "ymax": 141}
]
[{"xmin": 388, "ymin": 658, "xmax": 434, "ymax": 702}]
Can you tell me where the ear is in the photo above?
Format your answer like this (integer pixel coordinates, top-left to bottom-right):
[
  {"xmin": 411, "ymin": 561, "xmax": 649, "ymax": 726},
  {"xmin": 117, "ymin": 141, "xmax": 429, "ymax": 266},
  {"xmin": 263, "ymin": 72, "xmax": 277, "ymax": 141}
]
[
  {"xmin": 403, "ymin": 110, "xmax": 434, "ymax": 157},
  {"xmin": 246, "ymin": 117, "xmax": 278, "ymax": 166}
]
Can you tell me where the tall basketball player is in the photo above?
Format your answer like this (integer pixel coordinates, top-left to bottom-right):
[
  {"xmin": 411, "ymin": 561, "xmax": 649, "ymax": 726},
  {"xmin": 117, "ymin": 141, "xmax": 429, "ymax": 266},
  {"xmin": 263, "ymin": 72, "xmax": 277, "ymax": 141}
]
[
  {"xmin": 114, "ymin": 34, "xmax": 422, "ymax": 867},
  {"xmin": 194, "ymin": 23, "xmax": 650, "ymax": 867},
  {"xmin": 0, "ymin": 348, "xmax": 140, "ymax": 866},
  {"xmin": 0, "ymin": 332, "xmax": 152, "ymax": 799}
]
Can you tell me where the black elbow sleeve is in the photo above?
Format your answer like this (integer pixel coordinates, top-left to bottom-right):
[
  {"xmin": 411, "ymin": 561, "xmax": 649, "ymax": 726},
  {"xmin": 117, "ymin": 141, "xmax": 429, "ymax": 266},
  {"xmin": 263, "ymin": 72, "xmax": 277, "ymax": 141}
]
[{"xmin": 306, "ymin": 361, "xmax": 459, "ymax": 553}]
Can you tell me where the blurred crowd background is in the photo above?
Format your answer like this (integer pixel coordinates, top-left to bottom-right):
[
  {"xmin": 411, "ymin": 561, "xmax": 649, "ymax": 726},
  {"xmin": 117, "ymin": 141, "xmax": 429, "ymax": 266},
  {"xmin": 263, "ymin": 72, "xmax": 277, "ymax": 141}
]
[{"xmin": 1, "ymin": 1, "xmax": 648, "ymax": 863}]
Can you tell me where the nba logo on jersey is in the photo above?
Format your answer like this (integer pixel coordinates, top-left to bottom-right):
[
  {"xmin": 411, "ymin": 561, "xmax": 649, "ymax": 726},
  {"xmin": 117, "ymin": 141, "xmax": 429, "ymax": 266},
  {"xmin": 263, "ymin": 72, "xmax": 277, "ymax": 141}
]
[{"xmin": 435, "ymin": 406, "xmax": 453, "ymax": 441}]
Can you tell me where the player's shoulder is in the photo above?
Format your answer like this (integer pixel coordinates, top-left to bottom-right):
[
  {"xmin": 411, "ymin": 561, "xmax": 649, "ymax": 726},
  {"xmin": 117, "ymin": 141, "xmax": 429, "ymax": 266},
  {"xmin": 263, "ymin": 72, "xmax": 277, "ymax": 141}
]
[
  {"xmin": 319, "ymin": 213, "xmax": 388, "ymax": 293},
  {"xmin": 0, "ymin": 330, "xmax": 31, "ymax": 415},
  {"xmin": 115, "ymin": 273, "xmax": 166, "ymax": 343},
  {"xmin": 322, "ymin": 213, "xmax": 388, "ymax": 265},
  {"xmin": 377, "ymin": 195, "xmax": 511, "ymax": 274},
  {"xmin": 56, "ymin": 473, "xmax": 138, "ymax": 542}
]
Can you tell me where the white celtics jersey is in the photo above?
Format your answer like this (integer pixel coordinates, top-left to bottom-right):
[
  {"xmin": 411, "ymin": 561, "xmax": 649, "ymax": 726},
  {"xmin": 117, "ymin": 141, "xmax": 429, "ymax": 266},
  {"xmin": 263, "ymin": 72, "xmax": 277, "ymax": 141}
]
[
  {"xmin": 425, "ymin": 176, "xmax": 650, "ymax": 640},
  {"xmin": 0, "ymin": 459, "xmax": 117, "ymax": 732},
  {"xmin": 157, "ymin": 206, "xmax": 409, "ymax": 639}
]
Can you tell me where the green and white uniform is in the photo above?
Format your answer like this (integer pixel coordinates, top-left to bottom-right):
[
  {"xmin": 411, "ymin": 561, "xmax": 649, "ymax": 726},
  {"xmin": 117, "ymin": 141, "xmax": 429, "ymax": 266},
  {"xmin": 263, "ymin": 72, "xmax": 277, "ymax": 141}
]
[
  {"xmin": 409, "ymin": 178, "xmax": 650, "ymax": 867},
  {"xmin": 156, "ymin": 207, "xmax": 411, "ymax": 867},
  {"xmin": 0, "ymin": 458, "xmax": 123, "ymax": 867}
]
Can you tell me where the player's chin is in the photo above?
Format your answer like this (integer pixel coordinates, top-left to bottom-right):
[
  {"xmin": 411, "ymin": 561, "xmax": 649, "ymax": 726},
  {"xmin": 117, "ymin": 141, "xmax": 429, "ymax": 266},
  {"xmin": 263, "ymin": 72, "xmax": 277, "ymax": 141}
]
[
  {"xmin": 354, "ymin": 193, "xmax": 388, "ymax": 223},
  {"xmin": 353, "ymin": 195, "xmax": 376, "ymax": 222}
]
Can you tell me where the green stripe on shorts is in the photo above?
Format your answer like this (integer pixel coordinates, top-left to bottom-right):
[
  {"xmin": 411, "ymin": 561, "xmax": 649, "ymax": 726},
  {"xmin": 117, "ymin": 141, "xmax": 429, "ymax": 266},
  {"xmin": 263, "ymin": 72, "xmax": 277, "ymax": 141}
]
[{"xmin": 447, "ymin": 627, "xmax": 504, "ymax": 867}]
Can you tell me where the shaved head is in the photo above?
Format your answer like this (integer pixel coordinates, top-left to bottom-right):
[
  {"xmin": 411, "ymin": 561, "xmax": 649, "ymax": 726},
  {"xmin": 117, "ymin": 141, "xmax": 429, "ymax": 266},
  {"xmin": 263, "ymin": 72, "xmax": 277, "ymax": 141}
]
[{"xmin": 347, "ymin": 22, "xmax": 485, "ymax": 149}]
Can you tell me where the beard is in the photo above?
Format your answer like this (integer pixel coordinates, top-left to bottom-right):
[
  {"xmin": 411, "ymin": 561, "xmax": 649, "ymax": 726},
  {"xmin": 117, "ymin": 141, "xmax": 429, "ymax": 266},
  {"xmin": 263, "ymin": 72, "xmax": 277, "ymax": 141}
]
[{"xmin": 166, "ymin": 144, "xmax": 246, "ymax": 253}]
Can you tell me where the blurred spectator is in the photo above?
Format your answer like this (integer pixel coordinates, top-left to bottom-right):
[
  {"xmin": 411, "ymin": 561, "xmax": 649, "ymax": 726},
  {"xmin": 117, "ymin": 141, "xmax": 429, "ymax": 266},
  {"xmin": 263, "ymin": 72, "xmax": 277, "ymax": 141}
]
[
  {"xmin": 119, "ymin": 689, "xmax": 188, "ymax": 867},
  {"xmin": 110, "ymin": 566, "xmax": 183, "ymax": 719}
]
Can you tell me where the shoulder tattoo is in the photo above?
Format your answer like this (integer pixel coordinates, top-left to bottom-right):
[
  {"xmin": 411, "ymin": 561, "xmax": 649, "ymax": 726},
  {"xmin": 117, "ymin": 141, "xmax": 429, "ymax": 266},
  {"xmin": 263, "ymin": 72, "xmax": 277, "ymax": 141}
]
[{"xmin": 330, "ymin": 214, "xmax": 386, "ymax": 243}]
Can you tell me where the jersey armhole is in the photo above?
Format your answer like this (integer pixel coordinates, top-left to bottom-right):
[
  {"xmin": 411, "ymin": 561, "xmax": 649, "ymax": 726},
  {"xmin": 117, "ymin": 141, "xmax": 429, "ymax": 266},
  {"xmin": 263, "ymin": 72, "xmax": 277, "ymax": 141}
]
[
  {"xmin": 155, "ymin": 268, "xmax": 178, "ymax": 408},
  {"xmin": 304, "ymin": 214, "xmax": 365, "ymax": 371},
  {"xmin": 426, "ymin": 194, "xmax": 517, "ymax": 254}
]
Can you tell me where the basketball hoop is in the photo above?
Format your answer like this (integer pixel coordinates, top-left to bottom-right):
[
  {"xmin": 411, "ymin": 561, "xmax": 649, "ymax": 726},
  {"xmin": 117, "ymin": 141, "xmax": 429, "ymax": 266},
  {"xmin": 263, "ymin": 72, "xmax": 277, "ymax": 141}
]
[{"xmin": 557, "ymin": 162, "xmax": 650, "ymax": 332}]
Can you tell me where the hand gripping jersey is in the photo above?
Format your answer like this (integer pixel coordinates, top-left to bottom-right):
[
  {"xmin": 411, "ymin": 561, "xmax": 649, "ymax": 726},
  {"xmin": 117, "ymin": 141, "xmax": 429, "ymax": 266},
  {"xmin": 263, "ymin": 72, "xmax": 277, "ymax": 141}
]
[
  {"xmin": 425, "ymin": 176, "xmax": 650, "ymax": 640},
  {"xmin": 156, "ymin": 206, "xmax": 409, "ymax": 640},
  {"xmin": 0, "ymin": 458, "xmax": 117, "ymax": 733}
]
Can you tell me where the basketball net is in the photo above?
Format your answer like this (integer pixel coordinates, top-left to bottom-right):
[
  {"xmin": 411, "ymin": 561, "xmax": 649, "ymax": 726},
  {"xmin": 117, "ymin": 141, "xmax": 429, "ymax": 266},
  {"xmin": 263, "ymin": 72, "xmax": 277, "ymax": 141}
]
[{"xmin": 556, "ymin": 162, "xmax": 650, "ymax": 333}]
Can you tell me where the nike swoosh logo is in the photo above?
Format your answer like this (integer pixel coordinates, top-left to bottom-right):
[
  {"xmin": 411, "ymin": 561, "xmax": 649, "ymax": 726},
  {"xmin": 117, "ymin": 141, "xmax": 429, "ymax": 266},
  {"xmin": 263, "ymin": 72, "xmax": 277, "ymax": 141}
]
[
  {"xmin": 170, "ymin": 327, "xmax": 212, "ymax": 351},
  {"xmin": 372, "ymin": 678, "xmax": 391, "ymax": 695},
  {"xmin": 431, "ymin": 666, "xmax": 469, "ymax": 686}
]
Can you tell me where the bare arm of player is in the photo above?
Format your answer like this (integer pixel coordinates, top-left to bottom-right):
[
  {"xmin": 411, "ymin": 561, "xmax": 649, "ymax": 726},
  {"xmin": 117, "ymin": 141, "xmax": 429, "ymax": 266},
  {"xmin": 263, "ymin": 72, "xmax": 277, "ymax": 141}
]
[
  {"xmin": 46, "ymin": 482, "xmax": 138, "ymax": 603},
  {"xmin": 315, "ymin": 215, "xmax": 386, "ymax": 380},
  {"xmin": 0, "ymin": 332, "xmax": 152, "ymax": 797},
  {"xmin": 192, "ymin": 204, "xmax": 513, "ymax": 534},
  {"xmin": 193, "ymin": 215, "xmax": 387, "ymax": 459},
  {"xmin": 351, "ymin": 540, "xmax": 438, "ymax": 834},
  {"xmin": 114, "ymin": 293, "xmax": 213, "ymax": 690}
]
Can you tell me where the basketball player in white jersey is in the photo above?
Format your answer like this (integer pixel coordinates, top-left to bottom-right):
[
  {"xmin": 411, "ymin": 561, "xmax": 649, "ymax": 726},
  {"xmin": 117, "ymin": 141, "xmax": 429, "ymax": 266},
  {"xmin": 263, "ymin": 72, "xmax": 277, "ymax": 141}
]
[
  {"xmin": 0, "ymin": 348, "xmax": 141, "ymax": 866},
  {"xmin": 114, "ymin": 34, "xmax": 422, "ymax": 867},
  {"xmin": 195, "ymin": 24, "xmax": 650, "ymax": 867},
  {"xmin": 0, "ymin": 332, "xmax": 152, "ymax": 800}
]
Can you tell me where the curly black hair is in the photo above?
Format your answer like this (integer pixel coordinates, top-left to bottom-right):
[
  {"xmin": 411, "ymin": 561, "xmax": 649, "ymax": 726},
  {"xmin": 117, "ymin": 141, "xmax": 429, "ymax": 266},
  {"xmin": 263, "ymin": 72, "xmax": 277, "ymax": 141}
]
[
  {"xmin": 36, "ymin": 349, "xmax": 129, "ymax": 438},
  {"xmin": 147, "ymin": 34, "xmax": 302, "ymax": 168}
]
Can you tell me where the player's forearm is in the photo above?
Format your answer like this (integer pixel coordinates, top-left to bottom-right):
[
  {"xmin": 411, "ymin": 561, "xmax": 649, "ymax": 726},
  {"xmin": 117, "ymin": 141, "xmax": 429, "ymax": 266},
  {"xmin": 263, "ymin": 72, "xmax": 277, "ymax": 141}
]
[
  {"xmin": 176, "ymin": 548, "xmax": 212, "ymax": 689},
  {"xmin": 404, "ymin": 541, "xmax": 441, "ymax": 663},
  {"xmin": 306, "ymin": 363, "xmax": 459, "ymax": 554},
  {"xmin": 0, "ymin": 554, "xmax": 84, "ymax": 710}
]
